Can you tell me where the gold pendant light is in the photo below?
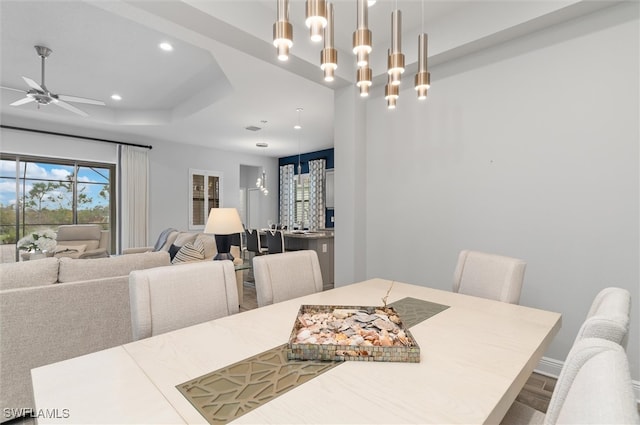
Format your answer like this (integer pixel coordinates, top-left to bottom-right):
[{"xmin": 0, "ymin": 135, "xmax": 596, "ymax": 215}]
[
  {"xmin": 414, "ymin": 34, "xmax": 430, "ymax": 99},
  {"xmin": 320, "ymin": 3, "xmax": 337, "ymax": 82},
  {"xmin": 384, "ymin": 63, "xmax": 399, "ymax": 109},
  {"xmin": 306, "ymin": 0, "xmax": 327, "ymax": 43},
  {"xmin": 414, "ymin": 1, "xmax": 430, "ymax": 99},
  {"xmin": 356, "ymin": 66, "xmax": 373, "ymax": 97},
  {"xmin": 352, "ymin": 0, "xmax": 372, "ymax": 68},
  {"xmin": 387, "ymin": 7, "xmax": 405, "ymax": 86},
  {"xmin": 273, "ymin": 0, "xmax": 293, "ymax": 61}
]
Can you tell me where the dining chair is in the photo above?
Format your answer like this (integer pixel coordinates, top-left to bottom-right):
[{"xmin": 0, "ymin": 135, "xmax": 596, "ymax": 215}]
[
  {"xmin": 265, "ymin": 229, "xmax": 285, "ymax": 254},
  {"xmin": 452, "ymin": 249, "xmax": 526, "ymax": 304},
  {"xmin": 244, "ymin": 228, "xmax": 265, "ymax": 258},
  {"xmin": 129, "ymin": 260, "xmax": 238, "ymax": 340},
  {"xmin": 252, "ymin": 250, "xmax": 323, "ymax": 307},
  {"xmin": 574, "ymin": 287, "xmax": 631, "ymax": 348},
  {"xmin": 501, "ymin": 337, "xmax": 639, "ymax": 425}
]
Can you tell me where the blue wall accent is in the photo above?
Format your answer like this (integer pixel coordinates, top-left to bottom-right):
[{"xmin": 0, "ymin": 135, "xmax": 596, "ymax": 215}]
[
  {"xmin": 279, "ymin": 148, "xmax": 335, "ymax": 228},
  {"xmin": 279, "ymin": 147, "xmax": 334, "ymax": 173}
]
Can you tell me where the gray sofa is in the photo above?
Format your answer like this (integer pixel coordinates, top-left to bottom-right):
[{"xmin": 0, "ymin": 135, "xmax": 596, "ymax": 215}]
[{"xmin": 0, "ymin": 251, "xmax": 170, "ymax": 421}]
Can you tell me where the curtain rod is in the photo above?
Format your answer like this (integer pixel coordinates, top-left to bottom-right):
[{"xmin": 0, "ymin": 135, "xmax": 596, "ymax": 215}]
[{"xmin": 0, "ymin": 125, "xmax": 153, "ymax": 150}]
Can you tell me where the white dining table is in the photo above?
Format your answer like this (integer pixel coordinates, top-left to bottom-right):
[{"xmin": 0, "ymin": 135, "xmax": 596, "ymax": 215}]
[{"xmin": 31, "ymin": 278, "xmax": 561, "ymax": 424}]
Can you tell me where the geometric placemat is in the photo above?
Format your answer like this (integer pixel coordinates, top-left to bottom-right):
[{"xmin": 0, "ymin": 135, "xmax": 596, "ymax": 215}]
[
  {"xmin": 388, "ymin": 297, "xmax": 450, "ymax": 328},
  {"xmin": 177, "ymin": 297, "xmax": 449, "ymax": 424}
]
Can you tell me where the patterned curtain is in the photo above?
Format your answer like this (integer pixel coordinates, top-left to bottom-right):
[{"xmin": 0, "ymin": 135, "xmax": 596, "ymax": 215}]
[
  {"xmin": 279, "ymin": 164, "xmax": 295, "ymax": 229},
  {"xmin": 308, "ymin": 159, "xmax": 326, "ymax": 231}
]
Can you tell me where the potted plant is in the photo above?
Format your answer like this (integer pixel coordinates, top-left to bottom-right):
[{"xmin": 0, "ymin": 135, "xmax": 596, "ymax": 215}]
[{"xmin": 17, "ymin": 228, "xmax": 57, "ymax": 260}]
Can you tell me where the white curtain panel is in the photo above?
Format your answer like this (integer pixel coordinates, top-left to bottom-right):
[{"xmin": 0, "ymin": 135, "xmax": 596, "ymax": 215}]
[
  {"xmin": 279, "ymin": 164, "xmax": 295, "ymax": 229},
  {"xmin": 119, "ymin": 145, "xmax": 149, "ymax": 250},
  {"xmin": 308, "ymin": 159, "xmax": 326, "ymax": 231}
]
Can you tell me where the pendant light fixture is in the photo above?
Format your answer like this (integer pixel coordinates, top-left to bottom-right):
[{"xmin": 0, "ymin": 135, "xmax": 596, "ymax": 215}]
[
  {"xmin": 352, "ymin": 0, "xmax": 372, "ymax": 68},
  {"xmin": 414, "ymin": 1, "xmax": 430, "ymax": 99},
  {"xmin": 356, "ymin": 66, "xmax": 373, "ymax": 97},
  {"xmin": 385, "ymin": 73, "xmax": 399, "ymax": 109},
  {"xmin": 320, "ymin": 3, "xmax": 337, "ymax": 82},
  {"xmin": 256, "ymin": 169, "xmax": 268, "ymax": 196},
  {"xmin": 273, "ymin": 0, "xmax": 293, "ymax": 61},
  {"xmin": 295, "ymin": 108, "xmax": 303, "ymax": 177},
  {"xmin": 306, "ymin": 0, "xmax": 327, "ymax": 43},
  {"xmin": 387, "ymin": 4, "xmax": 405, "ymax": 86}
]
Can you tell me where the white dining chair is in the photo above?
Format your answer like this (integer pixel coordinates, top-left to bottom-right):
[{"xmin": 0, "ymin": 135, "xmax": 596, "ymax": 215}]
[
  {"xmin": 501, "ymin": 337, "xmax": 639, "ymax": 425},
  {"xmin": 453, "ymin": 249, "xmax": 526, "ymax": 304},
  {"xmin": 252, "ymin": 250, "xmax": 323, "ymax": 307},
  {"xmin": 574, "ymin": 286, "xmax": 631, "ymax": 348},
  {"xmin": 129, "ymin": 260, "xmax": 238, "ymax": 340}
]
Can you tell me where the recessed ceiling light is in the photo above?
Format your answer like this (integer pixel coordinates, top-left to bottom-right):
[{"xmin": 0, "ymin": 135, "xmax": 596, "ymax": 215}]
[
  {"xmin": 159, "ymin": 42, "xmax": 173, "ymax": 52},
  {"xmin": 111, "ymin": 94, "xmax": 122, "ymax": 101},
  {"xmin": 256, "ymin": 142, "xmax": 269, "ymax": 148}
]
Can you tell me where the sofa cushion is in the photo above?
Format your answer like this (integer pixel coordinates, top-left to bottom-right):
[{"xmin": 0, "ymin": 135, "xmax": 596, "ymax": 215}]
[
  {"xmin": 173, "ymin": 232, "xmax": 198, "ymax": 247},
  {"xmin": 168, "ymin": 244, "xmax": 181, "ymax": 261},
  {"xmin": 172, "ymin": 241, "xmax": 205, "ymax": 264},
  {"xmin": 58, "ymin": 251, "xmax": 171, "ymax": 283},
  {"xmin": 0, "ymin": 257, "xmax": 60, "ymax": 290},
  {"xmin": 53, "ymin": 244, "xmax": 87, "ymax": 259},
  {"xmin": 194, "ymin": 234, "xmax": 217, "ymax": 260}
]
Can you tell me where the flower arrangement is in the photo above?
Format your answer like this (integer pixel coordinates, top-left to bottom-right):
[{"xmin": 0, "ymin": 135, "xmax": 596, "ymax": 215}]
[{"xmin": 17, "ymin": 228, "xmax": 57, "ymax": 252}]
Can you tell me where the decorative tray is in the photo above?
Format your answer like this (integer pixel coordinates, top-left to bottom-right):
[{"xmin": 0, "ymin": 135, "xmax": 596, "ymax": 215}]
[{"xmin": 286, "ymin": 304, "xmax": 420, "ymax": 363}]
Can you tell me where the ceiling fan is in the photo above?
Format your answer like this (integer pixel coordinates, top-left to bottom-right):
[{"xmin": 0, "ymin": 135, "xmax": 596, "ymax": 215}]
[{"xmin": 1, "ymin": 45, "xmax": 105, "ymax": 117}]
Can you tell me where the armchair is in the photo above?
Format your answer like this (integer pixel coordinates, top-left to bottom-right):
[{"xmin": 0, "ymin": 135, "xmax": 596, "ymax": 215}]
[{"xmin": 54, "ymin": 224, "xmax": 110, "ymax": 259}]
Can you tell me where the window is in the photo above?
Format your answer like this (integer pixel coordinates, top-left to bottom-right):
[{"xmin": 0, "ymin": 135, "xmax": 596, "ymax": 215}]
[
  {"xmin": 0, "ymin": 154, "xmax": 115, "ymax": 254},
  {"xmin": 189, "ymin": 169, "xmax": 222, "ymax": 230},
  {"xmin": 294, "ymin": 174, "xmax": 310, "ymax": 228}
]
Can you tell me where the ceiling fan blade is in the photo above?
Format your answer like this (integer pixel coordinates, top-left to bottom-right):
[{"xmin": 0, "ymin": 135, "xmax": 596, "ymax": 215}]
[
  {"xmin": 53, "ymin": 99, "xmax": 88, "ymax": 117},
  {"xmin": 22, "ymin": 76, "xmax": 44, "ymax": 91},
  {"xmin": 1, "ymin": 86, "xmax": 26, "ymax": 93},
  {"xmin": 10, "ymin": 97, "xmax": 35, "ymax": 106},
  {"xmin": 57, "ymin": 94, "xmax": 105, "ymax": 106}
]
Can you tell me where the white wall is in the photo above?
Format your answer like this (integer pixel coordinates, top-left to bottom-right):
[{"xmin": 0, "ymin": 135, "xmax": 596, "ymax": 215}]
[
  {"xmin": 0, "ymin": 128, "xmax": 279, "ymax": 247},
  {"xmin": 335, "ymin": 2, "xmax": 639, "ymax": 380},
  {"xmin": 147, "ymin": 139, "xmax": 278, "ymax": 242},
  {"xmin": 0, "ymin": 127, "xmax": 117, "ymax": 163}
]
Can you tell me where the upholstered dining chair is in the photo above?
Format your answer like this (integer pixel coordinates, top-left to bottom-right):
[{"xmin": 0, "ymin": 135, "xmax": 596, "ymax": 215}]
[
  {"xmin": 265, "ymin": 229, "xmax": 285, "ymax": 254},
  {"xmin": 574, "ymin": 287, "xmax": 631, "ymax": 348},
  {"xmin": 245, "ymin": 228, "xmax": 265, "ymax": 258},
  {"xmin": 252, "ymin": 250, "xmax": 323, "ymax": 307},
  {"xmin": 129, "ymin": 260, "xmax": 238, "ymax": 340},
  {"xmin": 501, "ymin": 338, "xmax": 639, "ymax": 425},
  {"xmin": 452, "ymin": 249, "xmax": 526, "ymax": 304}
]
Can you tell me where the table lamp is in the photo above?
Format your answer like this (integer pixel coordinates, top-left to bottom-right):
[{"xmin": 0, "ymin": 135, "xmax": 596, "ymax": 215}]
[{"xmin": 204, "ymin": 208, "xmax": 244, "ymax": 261}]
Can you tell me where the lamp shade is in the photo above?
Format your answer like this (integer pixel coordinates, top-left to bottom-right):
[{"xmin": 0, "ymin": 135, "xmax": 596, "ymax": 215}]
[{"xmin": 204, "ymin": 208, "xmax": 243, "ymax": 235}]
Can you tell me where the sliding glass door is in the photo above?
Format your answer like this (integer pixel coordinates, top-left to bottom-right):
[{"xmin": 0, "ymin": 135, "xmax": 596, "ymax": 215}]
[{"xmin": 0, "ymin": 154, "xmax": 115, "ymax": 257}]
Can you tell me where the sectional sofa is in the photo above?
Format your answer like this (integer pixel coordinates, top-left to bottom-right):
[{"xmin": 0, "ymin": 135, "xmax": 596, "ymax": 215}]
[{"xmin": 0, "ymin": 251, "xmax": 170, "ymax": 421}]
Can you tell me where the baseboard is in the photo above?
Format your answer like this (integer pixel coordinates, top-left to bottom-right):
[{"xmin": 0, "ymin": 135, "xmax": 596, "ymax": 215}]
[{"xmin": 535, "ymin": 356, "xmax": 640, "ymax": 404}]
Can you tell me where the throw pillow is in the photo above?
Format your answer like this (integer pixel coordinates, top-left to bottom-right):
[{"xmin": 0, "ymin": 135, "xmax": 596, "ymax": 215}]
[
  {"xmin": 53, "ymin": 244, "xmax": 87, "ymax": 259},
  {"xmin": 168, "ymin": 243, "xmax": 181, "ymax": 261},
  {"xmin": 172, "ymin": 241, "xmax": 205, "ymax": 264}
]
